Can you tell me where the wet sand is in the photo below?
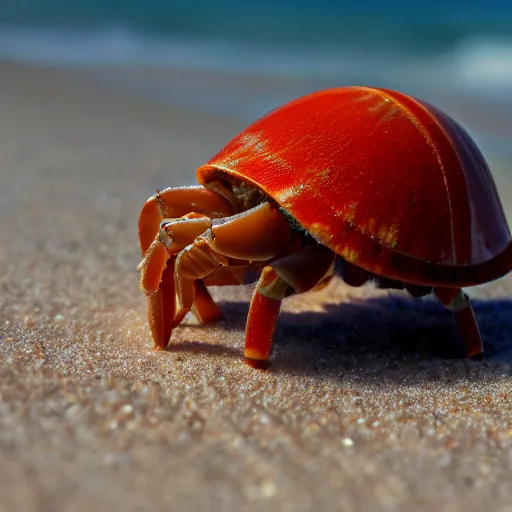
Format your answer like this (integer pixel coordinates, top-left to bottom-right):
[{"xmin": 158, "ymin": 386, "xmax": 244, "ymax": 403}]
[{"xmin": 1, "ymin": 61, "xmax": 511, "ymax": 511}]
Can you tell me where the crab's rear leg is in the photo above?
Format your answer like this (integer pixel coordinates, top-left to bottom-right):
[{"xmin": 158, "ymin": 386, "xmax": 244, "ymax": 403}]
[{"xmin": 434, "ymin": 287, "xmax": 483, "ymax": 359}]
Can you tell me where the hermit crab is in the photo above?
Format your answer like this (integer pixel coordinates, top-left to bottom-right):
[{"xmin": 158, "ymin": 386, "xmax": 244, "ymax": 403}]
[{"xmin": 138, "ymin": 87, "xmax": 512, "ymax": 368}]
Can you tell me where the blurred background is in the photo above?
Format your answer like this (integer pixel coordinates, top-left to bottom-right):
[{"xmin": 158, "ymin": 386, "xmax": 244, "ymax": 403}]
[{"xmin": 0, "ymin": 0, "xmax": 510, "ymax": 178}]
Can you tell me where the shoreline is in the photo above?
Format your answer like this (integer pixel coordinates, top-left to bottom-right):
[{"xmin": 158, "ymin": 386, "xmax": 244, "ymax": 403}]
[{"xmin": 5, "ymin": 56, "xmax": 512, "ymax": 153}]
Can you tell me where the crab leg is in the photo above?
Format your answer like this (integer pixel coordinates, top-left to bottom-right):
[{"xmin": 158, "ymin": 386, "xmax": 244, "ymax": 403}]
[
  {"xmin": 245, "ymin": 242, "xmax": 335, "ymax": 368},
  {"xmin": 172, "ymin": 202, "xmax": 293, "ymax": 323},
  {"xmin": 138, "ymin": 186, "xmax": 235, "ymax": 253},
  {"xmin": 173, "ymin": 238, "xmax": 229, "ymax": 326},
  {"xmin": 138, "ymin": 239, "xmax": 174, "ymax": 349},
  {"xmin": 191, "ymin": 280, "xmax": 224, "ymax": 324},
  {"xmin": 206, "ymin": 202, "xmax": 293, "ymax": 261},
  {"xmin": 147, "ymin": 259, "xmax": 176, "ymax": 349},
  {"xmin": 434, "ymin": 287, "xmax": 483, "ymax": 359},
  {"xmin": 139, "ymin": 237, "xmax": 236, "ymax": 348},
  {"xmin": 139, "ymin": 221, "xmax": 225, "ymax": 348},
  {"xmin": 138, "ymin": 186, "xmax": 235, "ymax": 348},
  {"xmin": 245, "ymin": 267, "xmax": 285, "ymax": 369}
]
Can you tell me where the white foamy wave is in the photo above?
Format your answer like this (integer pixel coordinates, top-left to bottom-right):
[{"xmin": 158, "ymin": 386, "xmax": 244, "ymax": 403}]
[
  {"xmin": 452, "ymin": 38, "xmax": 512, "ymax": 93},
  {"xmin": 419, "ymin": 37, "xmax": 512, "ymax": 100}
]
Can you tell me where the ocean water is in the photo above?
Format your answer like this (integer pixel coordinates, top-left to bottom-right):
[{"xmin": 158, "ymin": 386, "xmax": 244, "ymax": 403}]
[{"xmin": 0, "ymin": 0, "xmax": 511, "ymax": 151}]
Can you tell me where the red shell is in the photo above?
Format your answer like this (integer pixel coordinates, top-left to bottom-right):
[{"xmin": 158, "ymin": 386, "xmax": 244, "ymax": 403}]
[{"xmin": 197, "ymin": 87, "xmax": 512, "ymax": 286}]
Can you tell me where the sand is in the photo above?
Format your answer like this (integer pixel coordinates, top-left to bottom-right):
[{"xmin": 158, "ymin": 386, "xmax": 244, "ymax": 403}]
[{"xmin": 1, "ymin": 61, "xmax": 511, "ymax": 512}]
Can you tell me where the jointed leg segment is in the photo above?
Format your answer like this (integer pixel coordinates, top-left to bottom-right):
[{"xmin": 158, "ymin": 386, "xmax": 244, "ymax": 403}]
[
  {"xmin": 244, "ymin": 242, "xmax": 335, "ymax": 367},
  {"xmin": 434, "ymin": 287, "xmax": 483, "ymax": 359},
  {"xmin": 245, "ymin": 267, "xmax": 285, "ymax": 369}
]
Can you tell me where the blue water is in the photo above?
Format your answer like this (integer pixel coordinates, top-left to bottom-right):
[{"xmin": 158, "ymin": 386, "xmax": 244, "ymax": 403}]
[
  {"xmin": 0, "ymin": 1, "xmax": 510, "ymax": 49},
  {"xmin": 0, "ymin": 0, "xmax": 511, "ymax": 143}
]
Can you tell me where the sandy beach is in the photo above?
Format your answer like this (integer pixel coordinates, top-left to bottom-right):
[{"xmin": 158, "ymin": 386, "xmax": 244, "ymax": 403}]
[{"xmin": 1, "ymin": 60, "xmax": 512, "ymax": 511}]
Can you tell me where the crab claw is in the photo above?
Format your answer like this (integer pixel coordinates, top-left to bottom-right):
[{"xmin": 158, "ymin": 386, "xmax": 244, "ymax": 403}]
[{"xmin": 138, "ymin": 239, "xmax": 175, "ymax": 349}]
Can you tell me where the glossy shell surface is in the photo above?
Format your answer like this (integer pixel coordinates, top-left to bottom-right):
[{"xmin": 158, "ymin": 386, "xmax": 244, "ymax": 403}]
[{"xmin": 197, "ymin": 87, "xmax": 512, "ymax": 286}]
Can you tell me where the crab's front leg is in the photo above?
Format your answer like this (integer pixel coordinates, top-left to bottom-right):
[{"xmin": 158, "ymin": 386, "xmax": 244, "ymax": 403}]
[
  {"xmin": 138, "ymin": 186, "xmax": 236, "ymax": 253},
  {"xmin": 171, "ymin": 202, "xmax": 293, "ymax": 325},
  {"xmin": 139, "ymin": 195, "xmax": 293, "ymax": 349},
  {"xmin": 138, "ymin": 240, "xmax": 174, "ymax": 349},
  {"xmin": 138, "ymin": 186, "xmax": 235, "ymax": 349}
]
